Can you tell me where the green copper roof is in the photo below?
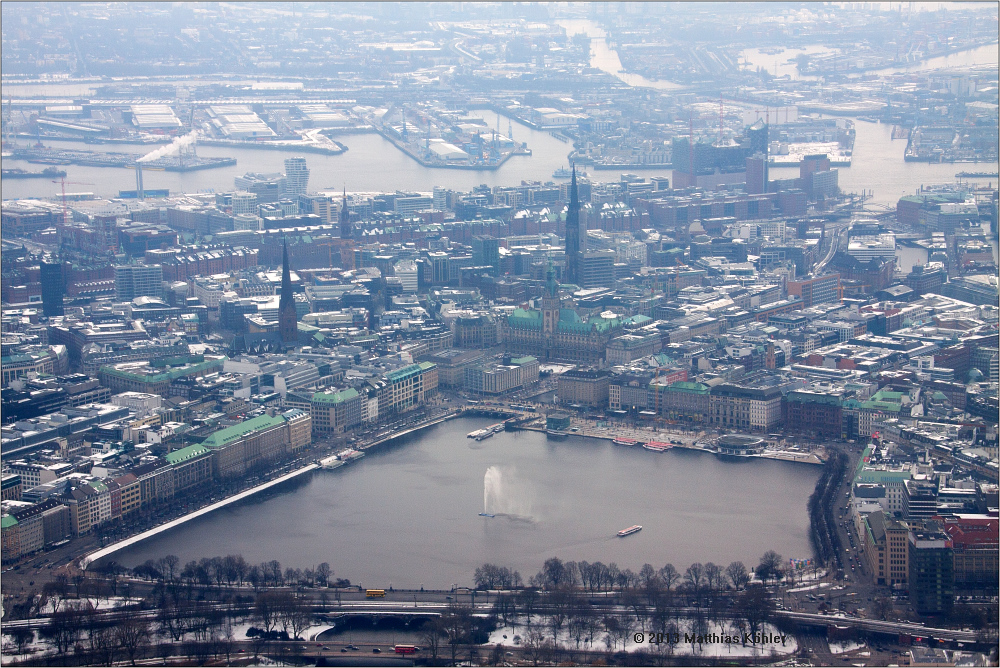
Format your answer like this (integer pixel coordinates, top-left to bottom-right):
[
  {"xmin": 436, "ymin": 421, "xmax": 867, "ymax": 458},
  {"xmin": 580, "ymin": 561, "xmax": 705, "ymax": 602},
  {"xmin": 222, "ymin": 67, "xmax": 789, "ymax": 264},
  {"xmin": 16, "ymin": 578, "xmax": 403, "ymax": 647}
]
[
  {"xmin": 1, "ymin": 515, "xmax": 17, "ymax": 529},
  {"xmin": 311, "ymin": 388, "xmax": 359, "ymax": 404},
  {"xmin": 201, "ymin": 414, "xmax": 285, "ymax": 450},
  {"xmin": 666, "ymin": 381, "xmax": 710, "ymax": 394},
  {"xmin": 507, "ymin": 308, "xmax": 542, "ymax": 329},
  {"xmin": 164, "ymin": 444, "xmax": 210, "ymax": 465}
]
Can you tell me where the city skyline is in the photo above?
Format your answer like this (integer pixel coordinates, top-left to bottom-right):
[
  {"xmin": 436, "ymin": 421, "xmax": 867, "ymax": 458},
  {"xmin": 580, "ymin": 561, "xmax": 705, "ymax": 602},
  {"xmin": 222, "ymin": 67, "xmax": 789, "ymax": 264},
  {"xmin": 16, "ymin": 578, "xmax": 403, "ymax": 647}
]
[{"xmin": 1, "ymin": 2, "xmax": 997, "ymax": 666}]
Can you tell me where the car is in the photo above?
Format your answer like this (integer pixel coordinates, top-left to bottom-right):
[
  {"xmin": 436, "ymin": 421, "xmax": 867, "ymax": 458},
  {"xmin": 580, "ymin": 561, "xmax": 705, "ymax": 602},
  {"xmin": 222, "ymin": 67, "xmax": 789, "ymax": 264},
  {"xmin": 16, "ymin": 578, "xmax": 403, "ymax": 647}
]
[
  {"xmin": 341, "ymin": 648, "xmax": 349, "ymax": 652},
  {"xmin": 372, "ymin": 648, "xmax": 381, "ymax": 653},
  {"xmin": 347, "ymin": 645, "xmax": 359, "ymax": 650}
]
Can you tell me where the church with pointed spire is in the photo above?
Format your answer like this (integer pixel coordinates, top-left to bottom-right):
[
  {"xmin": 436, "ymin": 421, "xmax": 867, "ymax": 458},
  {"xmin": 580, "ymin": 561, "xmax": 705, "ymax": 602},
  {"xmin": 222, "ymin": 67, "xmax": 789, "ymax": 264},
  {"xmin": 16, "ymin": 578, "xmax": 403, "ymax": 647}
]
[
  {"xmin": 278, "ymin": 238, "xmax": 298, "ymax": 346},
  {"xmin": 339, "ymin": 189, "xmax": 353, "ymax": 240},
  {"xmin": 564, "ymin": 165, "xmax": 582, "ymax": 286}
]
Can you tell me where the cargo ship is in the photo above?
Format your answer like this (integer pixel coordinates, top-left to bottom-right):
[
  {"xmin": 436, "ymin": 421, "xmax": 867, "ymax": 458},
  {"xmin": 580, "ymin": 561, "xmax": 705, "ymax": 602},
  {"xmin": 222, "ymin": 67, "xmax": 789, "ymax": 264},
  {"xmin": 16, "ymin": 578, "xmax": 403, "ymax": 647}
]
[
  {"xmin": 617, "ymin": 525, "xmax": 642, "ymax": 537},
  {"xmin": 2, "ymin": 166, "xmax": 67, "ymax": 179},
  {"xmin": 612, "ymin": 437, "xmax": 640, "ymax": 446},
  {"xmin": 553, "ymin": 166, "xmax": 590, "ymax": 178},
  {"xmin": 643, "ymin": 441, "xmax": 673, "ymax": 452}
]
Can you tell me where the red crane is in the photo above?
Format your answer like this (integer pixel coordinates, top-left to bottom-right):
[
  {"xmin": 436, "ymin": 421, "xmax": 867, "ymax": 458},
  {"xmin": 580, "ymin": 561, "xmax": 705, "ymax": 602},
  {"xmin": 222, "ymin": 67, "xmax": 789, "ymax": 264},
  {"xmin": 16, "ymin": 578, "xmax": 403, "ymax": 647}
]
[{"xmin": 51, "ymin": 177, "xmax": 94, "ymax": 223}]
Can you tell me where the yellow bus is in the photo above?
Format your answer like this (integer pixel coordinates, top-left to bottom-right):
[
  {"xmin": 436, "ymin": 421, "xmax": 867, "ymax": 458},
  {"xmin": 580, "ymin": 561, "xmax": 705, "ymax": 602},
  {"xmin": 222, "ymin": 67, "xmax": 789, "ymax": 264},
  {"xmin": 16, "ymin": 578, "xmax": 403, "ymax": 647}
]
[{"xmin": 365, "ymin": 589, "xmax": 386, "ymax": 598}]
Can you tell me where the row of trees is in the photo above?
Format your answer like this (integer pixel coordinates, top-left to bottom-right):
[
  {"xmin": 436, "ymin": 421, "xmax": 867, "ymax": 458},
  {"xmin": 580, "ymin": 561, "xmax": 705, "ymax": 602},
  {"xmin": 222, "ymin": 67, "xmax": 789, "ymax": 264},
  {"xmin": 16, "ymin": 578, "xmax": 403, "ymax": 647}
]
[
  {"xmin": 477, "ymin": 551, "xmax": 788, "ymax": 596},
  {"xmin": 808, "ymin": 452, "xmax": 848, "ymax": 567},
  {"xmin": 105, "ymin": 554, "xmax": 345, "ymax": 591}
]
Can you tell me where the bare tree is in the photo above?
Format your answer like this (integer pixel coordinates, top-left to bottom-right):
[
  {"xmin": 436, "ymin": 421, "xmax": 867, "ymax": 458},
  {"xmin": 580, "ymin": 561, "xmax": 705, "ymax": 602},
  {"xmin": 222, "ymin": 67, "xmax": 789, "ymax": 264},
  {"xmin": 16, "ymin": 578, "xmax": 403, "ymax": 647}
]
[
  {"xmin": 115, "ymin": 611, "xmax": 151, "ymax": 666},
  {"xmin": 522, "ymin": 625, "xmax": 549, "ymax": 666},
  {"xmin": 736, "ymin": 586, "xmax": 774, "ymax": 641},
  {"xmin": 441, "ymin": 602, "xmax": 472, "ymax": 666},
  {"xmin": 255, "ymin": 590, "xmax": 281, "ymax": 636},
  {"xmin": 316, "ymin": 562, "xmax": 332, "ymax": 587},
  {"xmin": 872, "ymin": 595, "xmax": 893, "ymax": 621},
  {"xmin": 757, "ymin": 550, "xmax": 784, "ymax": 585},
  {"xmin": 219, "ymin": 615, "xmax": 238, "ymax": 664},
  {"xmin": 45, "ymin": 603, "xmax": 84, "ymax": 655},
  {"xmin": 421, "ymin": 617, "xmax": 445, "ymax": 662},
  {"xmin": 726, "ymin": 561, "xmax": 750, "ymax": 591},
  {"xmin": 658, "ymin": 563, "xmax": 680, "ymax": 591},
  {"xmin": 704, "ymin": 562, "xmax": 723, "ymax": 593},
  {"xmin": 161, "ymin": 555, "xmax": 180, "ymax": 582},
  {"xmin": 11, "ymin": 628, "xmax": 34, "ymax": 659},
  {"xmin": 285, "ymin": 595, "xmax": 314, "ymax": 640}
]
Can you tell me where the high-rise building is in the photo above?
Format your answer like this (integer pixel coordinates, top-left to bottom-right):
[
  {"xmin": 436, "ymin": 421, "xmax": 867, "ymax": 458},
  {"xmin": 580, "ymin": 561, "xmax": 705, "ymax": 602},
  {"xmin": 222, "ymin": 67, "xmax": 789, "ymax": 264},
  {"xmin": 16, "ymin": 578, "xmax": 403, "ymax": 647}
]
[
  {"xmin": 472, "ymin": 235, "xmax": 500, "ymax": 276},
  {"xmin": 231, "ymin": 191, "xmax": 258, "ymax": 216},
  {"xmin": 40, "ymin": 257, "xmax": 65, "ymax": 317},
  {"xmin": 745, "ymin": 120, "xmax": 769, "ymax": 191},
  {"xmin": 564, "ymin": 166, "xmax": 582, "ymax": 285},
  {"xmin": 283, "ymin": 157, "xmax": 309, "ymax": 196},
  {"xmin": 800, "ymin": 153, "xmax": 831, "ymax": 196},
  {"xmin": 394, "ymin": 259, "xmax": 419, "ymax": 293},
  {"xmin": 908, "ymin": 524, "xmax": 954, "ymax": 616},
  {"xmin": 580, "ymin": 249, "xmax": 615, "ymax": 288},
  {"xmin": 278, "ymin": 239, "xmax": 298, "ymax": 346},
  {"xmin": 114, "ymin": 264, "xmax": 163, "ymax": 302},
  {"xmin": 234, "ymin": 172, "xmax": 286, "ymax": 203}
]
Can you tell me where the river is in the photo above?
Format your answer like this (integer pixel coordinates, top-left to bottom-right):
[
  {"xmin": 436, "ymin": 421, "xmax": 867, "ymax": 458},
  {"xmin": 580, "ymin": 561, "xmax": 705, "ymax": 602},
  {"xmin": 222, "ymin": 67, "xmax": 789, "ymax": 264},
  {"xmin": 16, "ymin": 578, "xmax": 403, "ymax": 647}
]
[
  {"xmin": 741, "ymin": 42, "xmax": 999, "ymax": 81},
  {"xmin": 107, "ymin": 417, "xmax": 819, "ymax": 589},
  {"xmin": 0, "ymin": 110, "xmax": 583, "ymax": 200}
]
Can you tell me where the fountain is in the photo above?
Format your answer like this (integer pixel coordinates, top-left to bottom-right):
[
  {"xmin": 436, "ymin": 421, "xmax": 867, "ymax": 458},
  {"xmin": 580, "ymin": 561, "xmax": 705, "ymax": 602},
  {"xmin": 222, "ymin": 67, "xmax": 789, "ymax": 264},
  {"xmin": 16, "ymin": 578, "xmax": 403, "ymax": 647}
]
[{"xmin": 482, "ymin": 466, "xmax": 533, "ymax": 519}]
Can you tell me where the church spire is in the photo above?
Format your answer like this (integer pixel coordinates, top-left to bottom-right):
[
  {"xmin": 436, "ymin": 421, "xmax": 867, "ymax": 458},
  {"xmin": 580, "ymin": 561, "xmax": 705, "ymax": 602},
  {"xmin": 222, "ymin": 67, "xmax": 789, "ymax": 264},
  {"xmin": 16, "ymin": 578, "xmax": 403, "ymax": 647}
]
[
  {"xmin": 570, "ymin": 163, "xmax": 578, "ymax": 206},
  {"xmin": 278, "ymin": 237, "xmax": 297, "ymax": 345},
  {"xmin": 339, "ymin": 187, "xmax": 352, "ymax": 240},
  {"xmin": 564, "ymin": 163, "xmax": 581, "ymax": 285}
]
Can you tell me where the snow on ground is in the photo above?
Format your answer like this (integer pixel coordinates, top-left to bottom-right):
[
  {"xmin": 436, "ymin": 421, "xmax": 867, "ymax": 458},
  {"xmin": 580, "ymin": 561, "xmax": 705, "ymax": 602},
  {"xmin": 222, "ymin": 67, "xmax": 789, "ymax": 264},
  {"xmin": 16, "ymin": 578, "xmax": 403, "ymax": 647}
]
[
  {"xmin": 828, "ymin": 639, "xmax": 866, "ymax": 655},
  {"xmin": 488, "ymin": 615, "xmax": 797, "ymax": 658},
  {"xmin": 787, "ymin": 581, "xmax": 834, "ymax": 593},
  {"xmin": 2, "ymin": 629, "xmax": 55, "ymax": 665},
  {"xmin": 50, "ymin": 595, "xmax": 128, "ymax": 612}
]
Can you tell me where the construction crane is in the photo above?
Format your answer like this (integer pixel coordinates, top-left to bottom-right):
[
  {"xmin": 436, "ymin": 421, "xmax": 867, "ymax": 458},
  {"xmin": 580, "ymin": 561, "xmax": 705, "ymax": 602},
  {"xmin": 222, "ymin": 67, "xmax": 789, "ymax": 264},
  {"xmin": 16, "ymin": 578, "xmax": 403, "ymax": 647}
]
[{"xmin": 51, "ymin": 177, "xmax": 94, "ymax": 224}]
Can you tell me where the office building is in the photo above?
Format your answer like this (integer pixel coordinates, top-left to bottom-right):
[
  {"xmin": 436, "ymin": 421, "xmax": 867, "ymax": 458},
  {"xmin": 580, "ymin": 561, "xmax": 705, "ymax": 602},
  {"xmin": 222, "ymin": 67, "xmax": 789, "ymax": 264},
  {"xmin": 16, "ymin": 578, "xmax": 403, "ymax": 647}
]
[
  {"xmin": 908, "ymin": 524, "xmax": 954, "ymax": 616},
  {"xmin": 114, "ymin": 264, "xmax": 163, "ymax": 302},
  {"xmin": 231, "ymin": 191, "xmax": 258, "ymax": 216},
  {"xmin": 787, "ymin": 273, "xmax": 841, "ymax": 307},
  {"xmin": 394, "ymin": 260, "xmax": 419, "ymax": 293},
  {"xmin": 40, "ymin": 257, "xmax": 65, "ymax": 317},
  {"xmin": 472, "ymin": 235, "xmax": 501, "ymax": 276},
  {"xmin": 284, "ymin": 157, "xmax": 310, "ymax": 196},
  {"xmin": 580, "ymin": 249, "xmax": 616, "ymax": 288}
]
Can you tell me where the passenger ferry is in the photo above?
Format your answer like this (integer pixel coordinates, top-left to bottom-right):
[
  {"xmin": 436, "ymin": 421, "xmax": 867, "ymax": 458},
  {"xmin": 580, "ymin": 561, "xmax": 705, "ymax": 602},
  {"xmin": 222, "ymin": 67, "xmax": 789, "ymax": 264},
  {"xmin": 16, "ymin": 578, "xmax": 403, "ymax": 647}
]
[
  {"xmin": 612, "ymin": 437, "xmax": 640, "ymax": 446},
  {"xmin": 475, "ymin": 430, "xmax": 494, "ymax": 441},
  {"xmin": 546, "ymin": 429, "xmax": 569, "ymax": 439},
  {"xmin": 643, "ymin": 441, "xmax": 673, "ymax": 452},
  {"xmin": 617, "ymin": 525, "xmax": 642, "ymax": 537}
]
